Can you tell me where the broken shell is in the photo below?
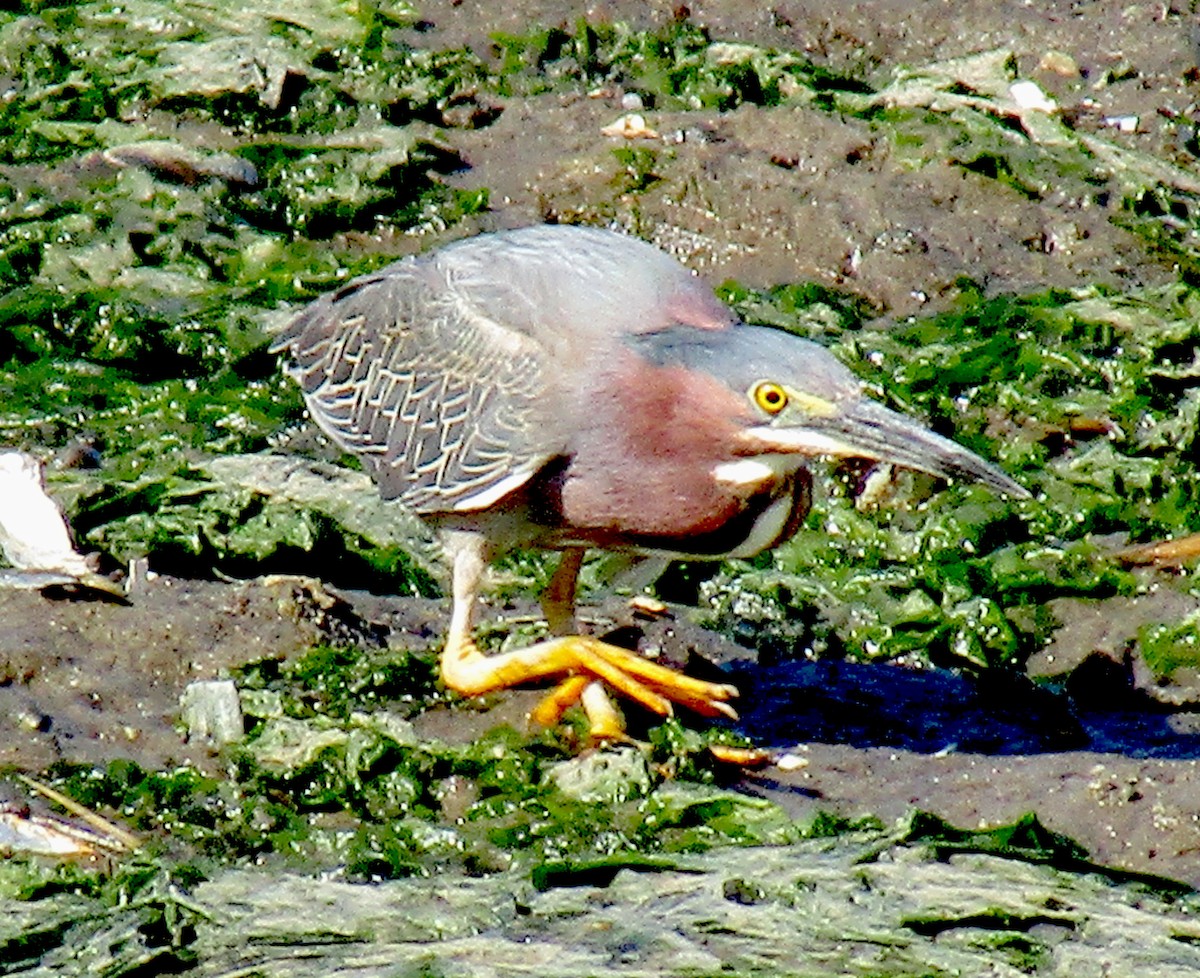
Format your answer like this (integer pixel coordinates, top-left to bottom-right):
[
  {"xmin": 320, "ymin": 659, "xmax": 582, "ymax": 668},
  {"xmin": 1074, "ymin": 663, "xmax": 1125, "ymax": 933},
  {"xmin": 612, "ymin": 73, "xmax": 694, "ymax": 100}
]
[
  {"xmin": 620, "ymin": 92, "xmax": 645, "ymax": 112},
  {"xmin": 600, "ymin": 113, "xmax": 660, "ymax": 139},
  {"xmin": 1102, "ymin": 114, "xmax": 1139, "ymax": 133},
  {"xmin": 628, "ymin": 594, "xmax": 669, "ymax": 618},
  {"xmin": 1009, "ymin": 80, "xmax": 1057, "ymax": 113},
  {"xmin": 0, "ymin": 452, "xmax": 126, "ymax": 598},
  {"xmin": 0, "ymin": 452, "xmax": 92, "ymax": 577},
  {"xmin": 708, "ymin": 744, "xmax": 773, "ymax": 768}
]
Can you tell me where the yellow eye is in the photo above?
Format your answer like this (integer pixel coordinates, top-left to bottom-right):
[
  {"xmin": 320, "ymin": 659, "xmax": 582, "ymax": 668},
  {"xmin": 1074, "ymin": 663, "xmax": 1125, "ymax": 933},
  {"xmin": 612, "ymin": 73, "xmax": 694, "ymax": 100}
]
[{"xmin": 753, "ymin": 382, "xmax": 788, "ymax": 414}]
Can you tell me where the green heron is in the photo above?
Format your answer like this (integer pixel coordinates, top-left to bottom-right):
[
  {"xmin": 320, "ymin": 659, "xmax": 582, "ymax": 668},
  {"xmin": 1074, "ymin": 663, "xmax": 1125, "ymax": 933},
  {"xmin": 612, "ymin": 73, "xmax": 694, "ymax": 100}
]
[{"xmin": 274, "ymin": 225, "xmax": 1026, "ymax": 739}]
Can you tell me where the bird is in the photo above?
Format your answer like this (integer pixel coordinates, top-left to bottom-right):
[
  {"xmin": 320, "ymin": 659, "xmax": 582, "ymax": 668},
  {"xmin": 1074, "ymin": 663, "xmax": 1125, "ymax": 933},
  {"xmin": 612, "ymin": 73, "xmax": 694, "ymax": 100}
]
[{"xmin": 273, "ymin": 224, "xmax": 1027, "ymax": 740}]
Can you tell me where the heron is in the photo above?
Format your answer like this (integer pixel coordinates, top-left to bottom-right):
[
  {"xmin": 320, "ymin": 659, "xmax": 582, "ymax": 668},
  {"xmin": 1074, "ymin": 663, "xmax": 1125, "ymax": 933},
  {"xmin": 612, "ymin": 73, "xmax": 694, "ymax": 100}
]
[{"xmin": 273, "ymin": 225, "xmax": 1026, "ymax": 739}]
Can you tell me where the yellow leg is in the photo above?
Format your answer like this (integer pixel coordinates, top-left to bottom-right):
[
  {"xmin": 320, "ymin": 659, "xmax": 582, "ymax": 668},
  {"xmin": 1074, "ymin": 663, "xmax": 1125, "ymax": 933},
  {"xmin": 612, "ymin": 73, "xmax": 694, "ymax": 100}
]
[
  {"xmin": 534, "ymin": 551, "xmax": 625, "ymax": 738},
  {"xmin": 439, "ymin": 534, "xmax": 739, "ymax": 733},
  {"xmin": 534, "ymin": 550, "xmax": 634, "ymax": 739}
]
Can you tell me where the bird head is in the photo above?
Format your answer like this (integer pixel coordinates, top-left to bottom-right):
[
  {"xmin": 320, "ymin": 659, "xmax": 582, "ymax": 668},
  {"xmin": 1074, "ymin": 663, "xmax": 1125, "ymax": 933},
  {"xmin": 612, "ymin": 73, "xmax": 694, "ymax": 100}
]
[{"xmin": 630, "ymin": 323, "xmax": 1029, "ymax": 499}]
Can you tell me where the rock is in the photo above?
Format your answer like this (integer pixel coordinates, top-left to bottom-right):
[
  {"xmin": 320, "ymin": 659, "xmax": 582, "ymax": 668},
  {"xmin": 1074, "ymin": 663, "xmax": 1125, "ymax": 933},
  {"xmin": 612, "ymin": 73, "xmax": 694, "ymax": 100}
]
[{"xmin": 179, "ymin": 680, "xmax": 244, "ymax": 746}]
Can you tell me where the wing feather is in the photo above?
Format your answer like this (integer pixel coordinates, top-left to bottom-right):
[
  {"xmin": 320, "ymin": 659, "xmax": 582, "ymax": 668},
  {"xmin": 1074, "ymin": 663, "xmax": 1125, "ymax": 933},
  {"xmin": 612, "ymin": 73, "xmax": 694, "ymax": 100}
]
[{"xmin": 273, "ymin": 260, "xmax": 554, "ymax": 513}]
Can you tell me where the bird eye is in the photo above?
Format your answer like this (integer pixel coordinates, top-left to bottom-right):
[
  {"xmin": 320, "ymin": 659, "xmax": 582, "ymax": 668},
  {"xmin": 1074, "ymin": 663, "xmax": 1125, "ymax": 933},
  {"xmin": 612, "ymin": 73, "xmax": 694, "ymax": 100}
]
[{"xmin": 753, "ymin": 382, "xmax": 788, "ymax": 414}]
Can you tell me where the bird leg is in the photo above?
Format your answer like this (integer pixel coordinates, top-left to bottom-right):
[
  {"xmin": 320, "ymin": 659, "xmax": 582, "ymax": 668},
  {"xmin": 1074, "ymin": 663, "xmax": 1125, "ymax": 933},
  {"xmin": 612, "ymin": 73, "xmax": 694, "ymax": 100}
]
[
  {"xmin": 438, "ymin": 536, "xmax": 739, "ymax": 738},
  {"xmin": 534, "ymin": 549, "xmax": 626, "ymax": 740},
  {"xmin": 540, "ymin": 547, "xmax": 585, "ymax": 635}
]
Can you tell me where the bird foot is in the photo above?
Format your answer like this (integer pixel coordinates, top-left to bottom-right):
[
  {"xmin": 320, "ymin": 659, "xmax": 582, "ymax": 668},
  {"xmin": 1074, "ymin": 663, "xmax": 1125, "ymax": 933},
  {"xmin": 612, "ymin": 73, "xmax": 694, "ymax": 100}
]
[
  {"xmin": 530, "ymin": 677, "xmax": 630, "ymax": 742},
  {"xmin": 441, "ymin": 633, "xmax": 739, "ymax": 735},
  {"xmin": 531, "ymin": 679, "xmax": 772, "ymax": 767}
]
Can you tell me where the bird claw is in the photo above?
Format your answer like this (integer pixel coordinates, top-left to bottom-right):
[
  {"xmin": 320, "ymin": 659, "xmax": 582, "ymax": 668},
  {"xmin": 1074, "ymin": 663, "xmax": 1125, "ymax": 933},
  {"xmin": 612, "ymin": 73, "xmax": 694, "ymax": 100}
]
[
  {"xmin": 559, "ymin": 635, "xmax": 739, "ymax": 720},
  {"xmin": 441, "ymin": 632, "xmax": 739, "ymax": 738}
]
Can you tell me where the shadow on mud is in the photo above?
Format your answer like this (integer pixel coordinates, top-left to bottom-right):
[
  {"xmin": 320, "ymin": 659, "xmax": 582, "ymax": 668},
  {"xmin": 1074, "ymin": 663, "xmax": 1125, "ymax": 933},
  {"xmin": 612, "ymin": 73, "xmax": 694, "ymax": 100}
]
[{"xmin": 728, "ymin": 657, "xmax": 1200, "ymax": 760}]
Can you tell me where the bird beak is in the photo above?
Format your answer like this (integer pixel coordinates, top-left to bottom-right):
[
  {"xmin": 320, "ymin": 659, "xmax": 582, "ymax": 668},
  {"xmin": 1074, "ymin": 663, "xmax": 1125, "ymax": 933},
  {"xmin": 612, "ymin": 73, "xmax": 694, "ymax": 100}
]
[{"xmin": 744, "ymin": 397, "xmax": 1030, "ymax": 498}]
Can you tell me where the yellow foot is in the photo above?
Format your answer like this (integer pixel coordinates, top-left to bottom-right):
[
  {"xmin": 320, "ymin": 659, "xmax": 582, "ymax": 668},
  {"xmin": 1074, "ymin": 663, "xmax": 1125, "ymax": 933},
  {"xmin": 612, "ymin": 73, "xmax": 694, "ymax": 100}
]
[
  {"xmin": 531, "ymin": 677, "xmax": 630, "ymax": 742},
  {"xmin": 442, "ymin": 633, "xmax": 739, "ymax": 727}
]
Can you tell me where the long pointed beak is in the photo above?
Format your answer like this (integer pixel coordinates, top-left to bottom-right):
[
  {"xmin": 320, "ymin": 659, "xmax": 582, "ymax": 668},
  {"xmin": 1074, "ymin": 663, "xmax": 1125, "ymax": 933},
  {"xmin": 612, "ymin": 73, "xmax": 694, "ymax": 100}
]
[{"xmin": 746, "ymin": 398, "xmax": 1030, "ymax": 498}]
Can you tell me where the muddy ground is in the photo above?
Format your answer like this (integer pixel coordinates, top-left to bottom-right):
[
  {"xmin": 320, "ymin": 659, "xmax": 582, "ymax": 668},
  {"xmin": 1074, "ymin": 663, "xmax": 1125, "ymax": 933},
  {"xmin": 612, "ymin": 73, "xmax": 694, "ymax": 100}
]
[
  {"xmin": 429, "ymin": 0, "xmax": 1195, "ymax": 312},
  {"xmin": 6, "ymin": 0, "xmax": 1200, "ymax": 895},
  {"xmin": 4, "ymin": 567, "xmax": 1200, "ymax": 887}
]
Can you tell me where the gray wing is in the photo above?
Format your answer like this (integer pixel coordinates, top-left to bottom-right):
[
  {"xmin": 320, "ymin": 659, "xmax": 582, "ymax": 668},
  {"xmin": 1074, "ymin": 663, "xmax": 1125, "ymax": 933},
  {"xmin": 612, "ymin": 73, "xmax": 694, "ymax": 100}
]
[{"xmin": 272, "ymin": 259, "xmax": 554, "ymax": 514}]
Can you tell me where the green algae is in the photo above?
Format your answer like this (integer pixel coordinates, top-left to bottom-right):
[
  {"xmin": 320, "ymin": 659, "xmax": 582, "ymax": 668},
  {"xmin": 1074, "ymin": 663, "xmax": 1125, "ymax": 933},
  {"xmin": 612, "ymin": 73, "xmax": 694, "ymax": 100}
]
[
  {"xmin": 3, "ymin": 766, "xmax": 1194, "ymax": 977},
  {"xmin": 699, "ymin": 282, "xmax": 1200, "ymax": 668},
  {"xmin": 1138, "ymin": 613, "xmax": 1200, "ymax": 682},
  {"xmin": 0, "ymin": 0, "xmax": 493, "ymax": 587},
  {"xmin": 491, "ymin": 17, "xmax": 869, "ymax": 110},
  {"xmin": 4, "ymin": 9, "xmax": 1200, "ymax": 971},
  {"xmin": 3, "ymin": 7, "xmax": 1198, "ymax": 662},
  {"xmin": 0, "ymin": 0, "xmax": 487, "ymax": 468},
  {"xmin": 4, "ymin": 700, "xmax": 803, "ymax": 890}
]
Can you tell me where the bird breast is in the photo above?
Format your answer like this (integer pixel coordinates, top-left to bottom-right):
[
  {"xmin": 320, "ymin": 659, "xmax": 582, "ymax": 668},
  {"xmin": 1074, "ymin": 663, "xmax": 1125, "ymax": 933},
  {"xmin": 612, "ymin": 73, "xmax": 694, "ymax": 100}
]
[
  {"xmin": 540, "ymin": 352, "xmax": 814, "ymax": 558},
  {"xmin": 543, "ymin": 457, "xmax": 812, "ymax": 560}
]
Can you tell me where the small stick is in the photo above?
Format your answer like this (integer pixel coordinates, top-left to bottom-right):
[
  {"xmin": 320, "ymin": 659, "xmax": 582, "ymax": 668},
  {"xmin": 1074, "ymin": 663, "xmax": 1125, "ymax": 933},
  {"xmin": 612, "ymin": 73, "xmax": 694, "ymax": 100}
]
[{"xmin": 16, "ymin": 774, "xmax": 141, "ymax": 853}]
